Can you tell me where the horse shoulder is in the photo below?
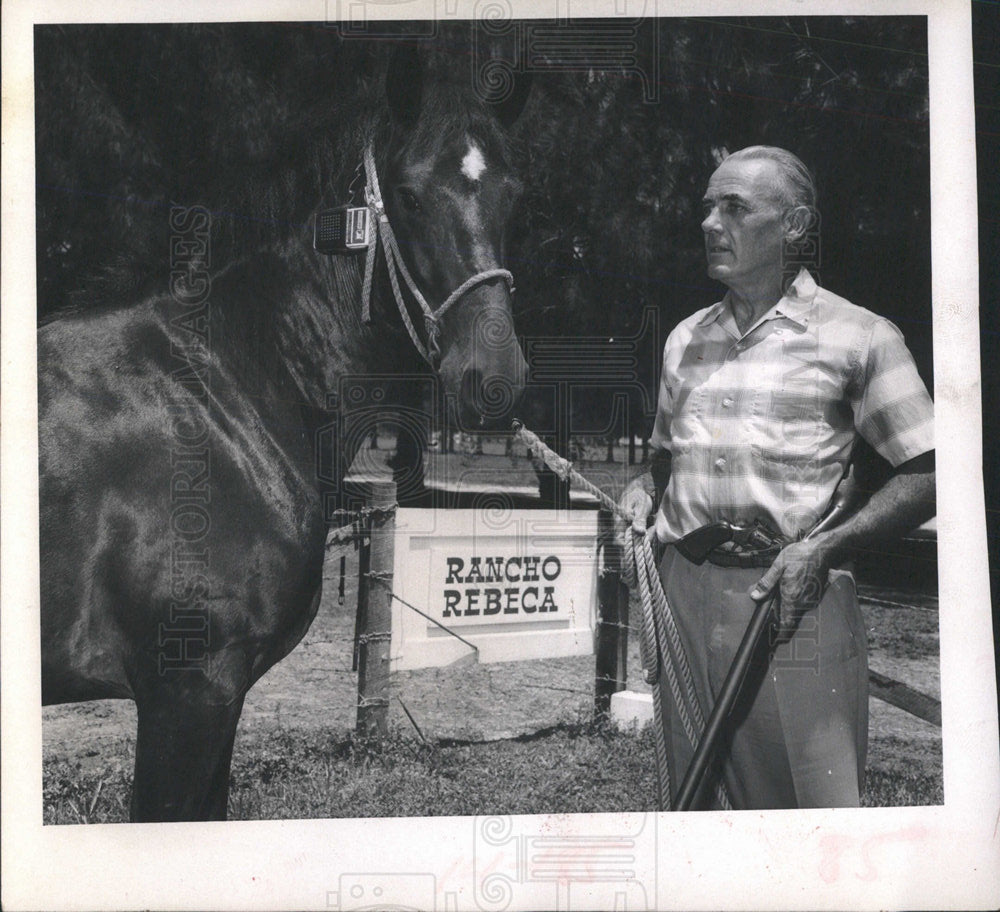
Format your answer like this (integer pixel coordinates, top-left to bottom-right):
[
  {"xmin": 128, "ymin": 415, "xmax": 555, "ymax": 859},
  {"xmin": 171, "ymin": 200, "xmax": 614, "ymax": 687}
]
[{"xmin": 38, "ymin": 299, "xmax": 327, "ymax": 704}]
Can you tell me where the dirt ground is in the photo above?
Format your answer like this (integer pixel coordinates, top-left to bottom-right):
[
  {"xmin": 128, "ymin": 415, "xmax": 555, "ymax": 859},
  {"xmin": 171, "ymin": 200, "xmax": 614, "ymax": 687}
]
[{"xmin": 41, "ymin": 443, "xmax": 942, "ymax": 792}]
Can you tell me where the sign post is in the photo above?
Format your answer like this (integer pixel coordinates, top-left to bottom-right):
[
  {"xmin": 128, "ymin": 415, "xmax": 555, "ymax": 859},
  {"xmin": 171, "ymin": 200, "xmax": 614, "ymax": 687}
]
[
  {"xmin": 594, "ymin": 507, "xmax": 628, "ymax": 716},
  {"xmin": 356, "ymin": 480, "xmax": 396, "ymax": 737}
]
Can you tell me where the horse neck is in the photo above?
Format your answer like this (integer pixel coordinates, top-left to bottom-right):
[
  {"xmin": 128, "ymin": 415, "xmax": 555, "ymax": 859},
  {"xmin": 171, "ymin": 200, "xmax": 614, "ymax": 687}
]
[
  {"xmin": 202, "ymin": 245, "xmax": 370, "ymax": 416},
  {"xmin": 280, "ymin": 246, "xmax": 376, "ymax": 408}
]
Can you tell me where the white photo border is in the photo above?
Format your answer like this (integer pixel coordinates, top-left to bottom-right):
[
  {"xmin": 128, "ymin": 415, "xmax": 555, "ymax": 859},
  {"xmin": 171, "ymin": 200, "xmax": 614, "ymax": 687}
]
[{"xmin": 2, "ymin": 1, "xmax": 996, "ymax": 909}]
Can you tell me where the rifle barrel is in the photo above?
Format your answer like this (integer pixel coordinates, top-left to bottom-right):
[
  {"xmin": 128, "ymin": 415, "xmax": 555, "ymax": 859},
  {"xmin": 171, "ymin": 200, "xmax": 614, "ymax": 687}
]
[{"xmin": 673, "ymin": 593, "xmax": 776, "ymax": 811}]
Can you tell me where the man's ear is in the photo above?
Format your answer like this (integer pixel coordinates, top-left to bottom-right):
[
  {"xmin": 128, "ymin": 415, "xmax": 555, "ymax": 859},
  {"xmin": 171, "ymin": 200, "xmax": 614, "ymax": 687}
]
[{"xmin": 783, "ymin": 204, "xmax": 815, "ymax": 244}]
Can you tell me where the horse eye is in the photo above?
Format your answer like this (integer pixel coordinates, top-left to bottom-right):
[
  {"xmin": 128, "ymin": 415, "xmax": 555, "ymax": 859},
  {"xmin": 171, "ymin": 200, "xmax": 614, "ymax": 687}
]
[{"xmin": 398, "ymin": 188, "xmax": 422, "ymax": 213}]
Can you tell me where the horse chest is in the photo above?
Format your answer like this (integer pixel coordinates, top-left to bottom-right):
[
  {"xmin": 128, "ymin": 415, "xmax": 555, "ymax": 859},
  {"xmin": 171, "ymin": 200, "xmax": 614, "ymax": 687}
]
[{"xmin": 39, "ymin": 313, "xmax": 330, "ymax": 698}]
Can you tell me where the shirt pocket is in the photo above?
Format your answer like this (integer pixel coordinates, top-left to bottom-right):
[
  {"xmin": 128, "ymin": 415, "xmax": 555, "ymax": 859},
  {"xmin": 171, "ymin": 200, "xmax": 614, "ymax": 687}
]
[{"xmin": 748, "ymin": 353, "xmax": 844, "ymax": 490}]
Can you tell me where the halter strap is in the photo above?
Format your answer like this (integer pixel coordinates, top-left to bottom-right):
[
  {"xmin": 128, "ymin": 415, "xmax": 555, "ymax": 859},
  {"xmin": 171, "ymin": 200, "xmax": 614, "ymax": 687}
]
[{"xmin": 359, "ymin": 145, "xmax": 515, "ymax": 369}]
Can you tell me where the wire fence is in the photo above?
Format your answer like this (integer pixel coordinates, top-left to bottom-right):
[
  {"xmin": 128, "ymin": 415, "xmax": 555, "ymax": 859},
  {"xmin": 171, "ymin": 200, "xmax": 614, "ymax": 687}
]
[{"xmin": 322, "ymin": 489, "xmax": 941, "ymax": 750}]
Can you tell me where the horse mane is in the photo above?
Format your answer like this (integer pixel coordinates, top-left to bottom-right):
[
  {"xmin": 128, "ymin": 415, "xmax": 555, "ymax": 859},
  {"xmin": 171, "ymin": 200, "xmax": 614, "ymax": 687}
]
[{"xmin": 189, "ymin": 73, "xmax": 521, "ymax": 266}]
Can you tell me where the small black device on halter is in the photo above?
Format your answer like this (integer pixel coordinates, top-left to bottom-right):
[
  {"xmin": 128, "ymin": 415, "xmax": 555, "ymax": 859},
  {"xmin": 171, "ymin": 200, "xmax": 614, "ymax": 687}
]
[
  {"xmin": 313, "ymin": 161, "xmax": 373, "ymax": 255},
  {"xmin": 313, "ymin": 205, "xmax": 372, "ymax": 255}
]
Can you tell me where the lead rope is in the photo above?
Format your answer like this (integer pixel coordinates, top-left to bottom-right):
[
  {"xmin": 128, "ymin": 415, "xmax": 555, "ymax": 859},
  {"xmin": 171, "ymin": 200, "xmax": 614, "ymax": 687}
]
[
  {"xmin": 360, "ymin": 145, "xmax": 514, "ymax": 369},
  {"xmin": 512, "ymin": 420, "xmax": 732, "ymax": 811},
  {"xmin": 629, "ymin": 526, "xmax": 674, "ymax": 810}
]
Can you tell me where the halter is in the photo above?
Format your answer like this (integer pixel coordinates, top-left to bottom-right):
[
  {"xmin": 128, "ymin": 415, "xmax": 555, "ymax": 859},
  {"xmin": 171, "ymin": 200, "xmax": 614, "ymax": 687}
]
[{"xmin": 358, "ymin": 145, "xmax": 515, "ymax": 370}]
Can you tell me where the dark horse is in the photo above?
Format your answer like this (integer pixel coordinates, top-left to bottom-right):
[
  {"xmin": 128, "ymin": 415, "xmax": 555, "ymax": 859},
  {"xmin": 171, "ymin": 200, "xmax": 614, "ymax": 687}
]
[{"xmin": 38, "ymin": 47, "xmax": 530, "ymax": 821}]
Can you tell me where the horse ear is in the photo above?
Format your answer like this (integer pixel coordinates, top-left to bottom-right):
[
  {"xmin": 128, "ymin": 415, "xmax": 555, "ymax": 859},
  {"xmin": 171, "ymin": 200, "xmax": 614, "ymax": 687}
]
[
  {"xmin": 490, "ymin": 73, "xmax": 532, "ymax": 129},
  {"xmin": 386, "ymin": 43, "xmax": 423, "ymax": 128}
]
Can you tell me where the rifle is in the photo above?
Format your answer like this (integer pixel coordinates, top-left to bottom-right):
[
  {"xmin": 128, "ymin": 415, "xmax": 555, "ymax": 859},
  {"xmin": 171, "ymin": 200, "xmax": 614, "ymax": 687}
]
[{"xmin": 672, "ymin": 462, "xmax": 865, "ymax": 811}]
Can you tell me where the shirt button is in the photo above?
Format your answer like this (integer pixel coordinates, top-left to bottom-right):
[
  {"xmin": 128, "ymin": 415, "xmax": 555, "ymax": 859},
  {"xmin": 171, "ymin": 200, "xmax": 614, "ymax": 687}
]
[
  {"xmin": 714, "ymin": 457, "xmax": 727, "ymax": 469},
  {"xmin": 775, "ymin": 329, "xmax": 784, "ymax": 336},
  {"xmin": 722, "ymin": 397, "xmax": 734, "ymax": 408}
]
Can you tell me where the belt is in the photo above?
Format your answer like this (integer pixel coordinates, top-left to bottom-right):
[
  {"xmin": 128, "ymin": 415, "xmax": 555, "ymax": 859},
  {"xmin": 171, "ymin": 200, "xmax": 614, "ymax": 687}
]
[
  {"xmin": 702, "ymin": 545, "xmax": 781, "ymax": 569},
  {"xmin": 673, "ymin": 520, "xmax": 788, "ymax": 569}
]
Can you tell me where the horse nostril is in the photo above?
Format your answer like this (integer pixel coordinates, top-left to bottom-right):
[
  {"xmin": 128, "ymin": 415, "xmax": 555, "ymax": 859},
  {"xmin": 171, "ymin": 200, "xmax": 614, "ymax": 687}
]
[{"xmin": 462, "ymin": 367, "xmax": 518, "ymax": 422}]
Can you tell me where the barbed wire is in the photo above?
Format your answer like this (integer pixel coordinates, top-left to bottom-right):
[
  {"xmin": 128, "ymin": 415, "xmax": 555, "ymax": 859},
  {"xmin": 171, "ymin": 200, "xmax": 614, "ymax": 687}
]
[
  {"xmin": 325, "ymin": 505, "xmax": 399, "ymax": 548},
  {"xmin": 319, "ymin": 458, "xmax": 936, "ymax": 804}
]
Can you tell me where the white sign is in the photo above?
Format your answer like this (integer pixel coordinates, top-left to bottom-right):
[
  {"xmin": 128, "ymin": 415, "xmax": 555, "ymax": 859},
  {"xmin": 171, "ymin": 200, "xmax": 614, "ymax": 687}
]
[{"xmin": 390, "ymin": 509, "xmax": 599, "ymax": 669}]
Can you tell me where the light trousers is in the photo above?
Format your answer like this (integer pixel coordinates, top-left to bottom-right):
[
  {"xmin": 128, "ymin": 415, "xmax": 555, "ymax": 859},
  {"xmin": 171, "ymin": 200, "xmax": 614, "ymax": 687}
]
[{"xmin": 657, "ymin": 546, "xmax": 868, "ymax": 810}]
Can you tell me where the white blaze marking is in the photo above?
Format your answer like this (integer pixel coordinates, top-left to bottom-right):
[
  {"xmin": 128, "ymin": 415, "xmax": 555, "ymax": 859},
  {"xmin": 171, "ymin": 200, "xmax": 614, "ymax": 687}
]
[{"xmin": 461, "ymin": 143, "xmax": 487, "ymax": 182}]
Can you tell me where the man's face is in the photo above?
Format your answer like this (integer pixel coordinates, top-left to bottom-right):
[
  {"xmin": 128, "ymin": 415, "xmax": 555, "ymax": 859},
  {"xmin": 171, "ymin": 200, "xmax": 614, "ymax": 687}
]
[{"xmin": 700, "ymin": 157, "xmax": 791, "ymax": 291}]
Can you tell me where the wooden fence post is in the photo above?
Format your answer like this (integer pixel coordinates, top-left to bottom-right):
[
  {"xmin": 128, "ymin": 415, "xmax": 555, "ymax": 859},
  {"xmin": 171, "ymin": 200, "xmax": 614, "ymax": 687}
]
[
  {"xmin": 357, "ymin": 480, "xmax": 397, "ymax": 737},
  {"xmin": 595, "ymin": 507, "xmax": 628, "ymax": 717}
]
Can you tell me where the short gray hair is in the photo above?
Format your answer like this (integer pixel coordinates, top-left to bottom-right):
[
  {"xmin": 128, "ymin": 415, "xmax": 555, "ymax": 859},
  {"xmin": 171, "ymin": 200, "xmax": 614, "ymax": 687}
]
[{"xmin": 725, "ymin": 145, "xmax": 817, "ymax": 212}]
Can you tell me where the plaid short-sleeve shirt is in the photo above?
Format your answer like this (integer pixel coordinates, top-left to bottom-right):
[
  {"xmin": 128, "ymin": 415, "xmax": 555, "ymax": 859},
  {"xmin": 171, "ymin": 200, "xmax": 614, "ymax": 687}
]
[{"xmin": 651, "ymin": 269, "xmax": 934, "ymax": 542}]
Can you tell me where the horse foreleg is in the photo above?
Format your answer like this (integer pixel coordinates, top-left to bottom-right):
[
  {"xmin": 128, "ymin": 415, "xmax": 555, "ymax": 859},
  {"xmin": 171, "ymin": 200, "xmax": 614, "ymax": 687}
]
[{"xmin": 131, "ymin": 689, "xmax": 246, "ymax": 822}]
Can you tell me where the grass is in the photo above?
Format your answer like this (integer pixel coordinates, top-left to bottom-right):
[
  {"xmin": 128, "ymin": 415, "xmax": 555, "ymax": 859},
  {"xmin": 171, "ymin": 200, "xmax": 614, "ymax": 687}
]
[
  {"xmin": 42, "ymin": 718, "xmax": 941, "ymax": 824},
  {"xmin": 43, "ymin": 754, "xmax": 133, "ymax": 825},
  {"xmin": 860, "ymin": 592, "xmax": 940, "ymax": 662},
  {"xmin": 41, "ymin": 442, "xmax": 943, "ymax": 824}
]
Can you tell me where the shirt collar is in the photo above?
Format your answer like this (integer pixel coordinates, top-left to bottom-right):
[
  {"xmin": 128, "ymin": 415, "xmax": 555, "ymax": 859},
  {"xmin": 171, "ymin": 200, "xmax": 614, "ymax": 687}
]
[
  {"xmin": 778, "ymin": 268, "xmax": 818, "ymax": 326},
  {"xmin": 695, "ymin": 299, "xmax": 728, "ymax": 327},
  {"xmin": 696, "ymin": 268, "xmax": 817, "ymax": 331}
]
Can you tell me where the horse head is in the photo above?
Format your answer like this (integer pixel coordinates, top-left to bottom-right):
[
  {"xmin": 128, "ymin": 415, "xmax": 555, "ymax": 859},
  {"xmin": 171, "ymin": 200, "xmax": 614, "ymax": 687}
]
[{"xmin": 374, "ymin": 45, "xmax": 530, "ymax": 431}]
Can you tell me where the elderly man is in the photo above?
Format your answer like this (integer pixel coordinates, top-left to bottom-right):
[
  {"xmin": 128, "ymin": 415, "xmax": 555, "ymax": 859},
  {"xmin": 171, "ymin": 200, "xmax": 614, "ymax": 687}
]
[{"xmin": 622, "ymin": 146, "xmax": 935, "ymax": 810}]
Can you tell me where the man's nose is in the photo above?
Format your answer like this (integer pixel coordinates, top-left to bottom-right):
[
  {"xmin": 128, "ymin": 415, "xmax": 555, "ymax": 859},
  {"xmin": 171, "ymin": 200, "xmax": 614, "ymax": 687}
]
[{"xmin": 701, "ymin": 206, "xmax": 720, "ymax": 234}]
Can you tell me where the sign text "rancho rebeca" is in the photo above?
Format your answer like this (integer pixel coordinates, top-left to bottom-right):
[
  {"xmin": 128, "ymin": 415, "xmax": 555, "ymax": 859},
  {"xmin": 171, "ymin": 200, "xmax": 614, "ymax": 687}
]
[{"xmin": 443, "ymin": 554, "xmax": 563, "ymax": 618}]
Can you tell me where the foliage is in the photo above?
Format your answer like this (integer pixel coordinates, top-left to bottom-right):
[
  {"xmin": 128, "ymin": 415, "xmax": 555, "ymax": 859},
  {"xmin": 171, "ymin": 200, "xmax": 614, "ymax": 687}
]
[{"xmin": 509, "ymin": 17, "xmax": 929, "ymax": 335}]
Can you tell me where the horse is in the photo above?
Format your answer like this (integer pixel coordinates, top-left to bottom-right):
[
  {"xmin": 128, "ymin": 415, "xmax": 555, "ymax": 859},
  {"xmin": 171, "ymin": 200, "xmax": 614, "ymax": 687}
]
[{"xmin": 38, "ymin": 44, "xmax": 531, "ymax": 822}]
